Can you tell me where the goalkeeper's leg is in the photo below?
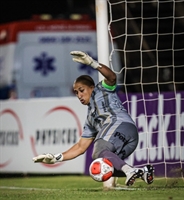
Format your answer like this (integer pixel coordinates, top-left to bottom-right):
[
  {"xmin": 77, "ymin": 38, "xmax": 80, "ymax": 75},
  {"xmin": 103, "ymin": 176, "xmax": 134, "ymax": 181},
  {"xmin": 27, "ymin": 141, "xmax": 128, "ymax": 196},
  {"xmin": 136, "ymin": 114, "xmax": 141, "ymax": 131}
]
[
  {"xmin": 92, "ymin": 139, "xmax": 143, "ymax": 186},
  {"xmin": 99, "ymin": 149, "xmax": 143, "ymax": 186}
]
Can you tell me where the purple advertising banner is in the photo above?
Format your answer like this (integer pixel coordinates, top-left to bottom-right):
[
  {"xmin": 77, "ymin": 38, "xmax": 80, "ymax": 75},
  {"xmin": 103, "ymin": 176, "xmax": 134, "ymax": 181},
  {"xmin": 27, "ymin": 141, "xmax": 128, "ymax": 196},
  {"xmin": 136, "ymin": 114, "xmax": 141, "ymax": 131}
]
[{"xmin": 85, "ymin": 91, "xmax": 184, "ymax": 177}]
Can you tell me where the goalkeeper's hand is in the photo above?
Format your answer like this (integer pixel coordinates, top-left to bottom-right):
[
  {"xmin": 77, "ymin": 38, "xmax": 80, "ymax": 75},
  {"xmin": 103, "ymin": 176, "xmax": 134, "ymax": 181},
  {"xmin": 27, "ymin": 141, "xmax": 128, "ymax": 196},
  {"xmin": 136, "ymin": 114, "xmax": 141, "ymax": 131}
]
[
  {"xmin": 32, "ymin": 153, "xmax": 63, "ymax": 164},
  {"xmin": 70, "ymin": 51, "xmax": 101, "ymax": 69}
]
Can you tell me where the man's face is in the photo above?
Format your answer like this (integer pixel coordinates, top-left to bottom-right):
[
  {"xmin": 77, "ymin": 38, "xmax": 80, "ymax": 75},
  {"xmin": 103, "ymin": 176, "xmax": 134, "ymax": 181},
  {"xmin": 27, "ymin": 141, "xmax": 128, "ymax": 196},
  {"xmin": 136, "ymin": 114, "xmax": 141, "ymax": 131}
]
[{"xmin": 73, "ymin": 82, "xmax": 94, "ymax": 105}]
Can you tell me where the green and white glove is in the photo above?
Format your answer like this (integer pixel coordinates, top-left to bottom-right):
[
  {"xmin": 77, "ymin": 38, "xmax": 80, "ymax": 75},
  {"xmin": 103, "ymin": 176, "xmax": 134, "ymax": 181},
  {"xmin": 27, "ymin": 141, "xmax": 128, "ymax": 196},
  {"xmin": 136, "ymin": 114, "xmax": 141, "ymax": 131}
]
[
  {"xmin": 70, "ymin": 51, "xmax": 101, "ymax": 69},
  {"xmin": 32, "ymin": 153, "xmax": 63, "ymax": 164}
]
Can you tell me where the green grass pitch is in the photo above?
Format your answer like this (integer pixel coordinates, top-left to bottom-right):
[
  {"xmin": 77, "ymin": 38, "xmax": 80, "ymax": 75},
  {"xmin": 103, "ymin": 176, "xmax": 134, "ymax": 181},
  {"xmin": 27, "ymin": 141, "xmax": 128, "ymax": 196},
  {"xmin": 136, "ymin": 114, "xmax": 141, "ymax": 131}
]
[{"xmin": 0, "ymin": 175, "xmax": 184, "ymax": 200}]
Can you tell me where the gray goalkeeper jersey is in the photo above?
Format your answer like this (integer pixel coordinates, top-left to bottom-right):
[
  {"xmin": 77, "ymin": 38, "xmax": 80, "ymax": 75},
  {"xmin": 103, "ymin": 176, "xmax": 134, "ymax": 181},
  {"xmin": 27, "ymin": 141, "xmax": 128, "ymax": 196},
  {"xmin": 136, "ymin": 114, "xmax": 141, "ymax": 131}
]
[{"xmin": 82, "ymin": 81, "xmax": 136, "ymax": 141}]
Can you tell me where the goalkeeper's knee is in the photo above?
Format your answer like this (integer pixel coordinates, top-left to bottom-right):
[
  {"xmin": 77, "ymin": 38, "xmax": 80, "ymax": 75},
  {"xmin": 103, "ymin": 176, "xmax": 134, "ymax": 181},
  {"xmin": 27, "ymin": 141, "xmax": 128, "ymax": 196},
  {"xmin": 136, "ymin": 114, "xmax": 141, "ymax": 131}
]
[{"xmin": 92, "ymin": 139, "xmax": 115, "ymax": 159}]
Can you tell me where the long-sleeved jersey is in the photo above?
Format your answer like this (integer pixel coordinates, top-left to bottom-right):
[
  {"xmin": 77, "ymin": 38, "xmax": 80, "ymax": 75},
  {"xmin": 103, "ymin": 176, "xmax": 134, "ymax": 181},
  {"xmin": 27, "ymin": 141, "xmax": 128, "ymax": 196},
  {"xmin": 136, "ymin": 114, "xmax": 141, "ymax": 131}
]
[{"xmin": 81, "ymin": 81, "xmax": 136, "ymax": 140}]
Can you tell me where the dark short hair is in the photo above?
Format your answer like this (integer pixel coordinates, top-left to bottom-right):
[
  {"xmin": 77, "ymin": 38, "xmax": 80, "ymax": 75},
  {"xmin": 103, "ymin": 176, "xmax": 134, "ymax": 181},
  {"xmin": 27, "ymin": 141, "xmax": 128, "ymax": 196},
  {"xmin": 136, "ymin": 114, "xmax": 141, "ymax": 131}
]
[{"xmin": 74, "ymin": 75, "xmax": 95, "ymax": 87}]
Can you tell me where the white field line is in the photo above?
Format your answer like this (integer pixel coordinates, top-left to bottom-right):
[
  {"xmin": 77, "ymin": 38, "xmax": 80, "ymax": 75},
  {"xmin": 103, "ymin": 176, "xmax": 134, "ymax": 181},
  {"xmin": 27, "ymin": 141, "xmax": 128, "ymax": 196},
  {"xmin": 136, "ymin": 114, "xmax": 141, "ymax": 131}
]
[
  {"xmin": 0, "ymin": 185, "xmax": 138, "ymax": 191},
  {"xmin": 109, "ymin": 186, "xmax": 138, "ymax": 191},
  {"xmin": 0, "ymin": 186, "xmax": 59, "ymax": 191}
]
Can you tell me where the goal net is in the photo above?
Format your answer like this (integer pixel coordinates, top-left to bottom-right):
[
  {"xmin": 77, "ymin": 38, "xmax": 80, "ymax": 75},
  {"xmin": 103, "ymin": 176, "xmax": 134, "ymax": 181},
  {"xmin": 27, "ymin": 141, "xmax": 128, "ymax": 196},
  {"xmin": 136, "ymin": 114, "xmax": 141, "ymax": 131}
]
[{"xmin": 107, "ymin": 0, "xmax": 184, "ymax": 178}]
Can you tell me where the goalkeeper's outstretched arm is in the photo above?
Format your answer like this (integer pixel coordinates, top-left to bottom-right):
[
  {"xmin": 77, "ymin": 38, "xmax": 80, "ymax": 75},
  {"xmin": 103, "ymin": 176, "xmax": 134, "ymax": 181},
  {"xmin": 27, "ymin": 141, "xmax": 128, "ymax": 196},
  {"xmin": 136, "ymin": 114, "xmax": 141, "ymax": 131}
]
[
  {"xmin": 32, "ymin": 137, "xmax": 94, "ymax": 164},
  {"xmin": 97, "ymin": 63, "xmax": 116, "ymax": 86},
  {"xmin": 70, "ymin": 51, "xmax": 116, "ymax": 86},
  {"xmin": 61, "ymin": 137, "xmax": 94, "ymax": 160}
]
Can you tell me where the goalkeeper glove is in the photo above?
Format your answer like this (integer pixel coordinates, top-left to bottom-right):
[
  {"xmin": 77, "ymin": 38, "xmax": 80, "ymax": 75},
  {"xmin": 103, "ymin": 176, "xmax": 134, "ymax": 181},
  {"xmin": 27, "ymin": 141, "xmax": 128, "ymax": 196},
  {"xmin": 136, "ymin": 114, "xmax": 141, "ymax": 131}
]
[
  {"xmin": 70, "ymin": 51, "xmax": 101, "ymax": 69},
  {"xmin": 32, "ymin": 153, "xmax": 63, "ymax": 164}
]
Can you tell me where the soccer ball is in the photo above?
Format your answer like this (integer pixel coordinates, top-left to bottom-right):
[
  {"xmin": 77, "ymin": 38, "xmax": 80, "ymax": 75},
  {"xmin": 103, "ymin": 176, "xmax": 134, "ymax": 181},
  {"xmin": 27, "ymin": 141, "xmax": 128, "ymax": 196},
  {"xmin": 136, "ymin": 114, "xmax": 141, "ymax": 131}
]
[{"xmin": 89, "ymin": 158, "xmax": 114, "ymax": 182}]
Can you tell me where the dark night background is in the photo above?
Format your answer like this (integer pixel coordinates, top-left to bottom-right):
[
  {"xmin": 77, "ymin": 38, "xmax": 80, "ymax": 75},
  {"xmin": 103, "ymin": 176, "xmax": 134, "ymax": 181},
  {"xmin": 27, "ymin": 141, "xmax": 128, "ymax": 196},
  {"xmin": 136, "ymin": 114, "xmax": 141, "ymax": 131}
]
[{"xmin": 0, "ymin": 0, "xmax": 95, "ymax": 24}]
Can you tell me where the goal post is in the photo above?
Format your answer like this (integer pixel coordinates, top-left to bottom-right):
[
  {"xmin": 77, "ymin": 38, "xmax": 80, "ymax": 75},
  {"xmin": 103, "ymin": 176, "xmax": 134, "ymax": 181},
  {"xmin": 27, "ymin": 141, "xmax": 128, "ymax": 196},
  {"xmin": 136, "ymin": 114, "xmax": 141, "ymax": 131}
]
[
  {"xmin": 95, "ymin": 0, "xmax": 119, "ymax": 188},
  {"xmin": 95, "ymin": 0, "xmax": 184, "ymax": 181},
  {"xmin": 95, "ymin": 0, "xmax": 110, "ymax": 81}
]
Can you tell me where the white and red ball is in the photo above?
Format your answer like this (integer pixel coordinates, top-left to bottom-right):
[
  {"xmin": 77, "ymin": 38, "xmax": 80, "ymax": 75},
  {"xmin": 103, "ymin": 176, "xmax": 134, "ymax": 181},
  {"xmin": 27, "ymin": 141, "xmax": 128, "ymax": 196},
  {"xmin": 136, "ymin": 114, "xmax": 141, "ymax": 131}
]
[{"xmin": 89, "ymin": 158, "xmax": 114, "ymax": 182}]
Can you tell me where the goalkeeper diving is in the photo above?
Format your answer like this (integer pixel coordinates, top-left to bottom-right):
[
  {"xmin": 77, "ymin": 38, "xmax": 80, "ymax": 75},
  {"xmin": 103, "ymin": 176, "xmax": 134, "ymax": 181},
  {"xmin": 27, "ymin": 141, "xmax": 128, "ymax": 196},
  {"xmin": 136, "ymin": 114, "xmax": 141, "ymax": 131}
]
[{"xmin": 33, "ymin": 51, "xmax": 154, "ymax": 187}]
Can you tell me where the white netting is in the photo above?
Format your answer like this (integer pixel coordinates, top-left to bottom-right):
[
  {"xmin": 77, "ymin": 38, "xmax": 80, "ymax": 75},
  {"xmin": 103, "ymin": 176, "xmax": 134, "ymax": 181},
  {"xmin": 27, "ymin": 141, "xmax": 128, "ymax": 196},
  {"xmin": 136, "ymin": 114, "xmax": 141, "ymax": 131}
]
[{"xmin": 107, "ymin": 0, "xmax": 184, "ymax": 178}]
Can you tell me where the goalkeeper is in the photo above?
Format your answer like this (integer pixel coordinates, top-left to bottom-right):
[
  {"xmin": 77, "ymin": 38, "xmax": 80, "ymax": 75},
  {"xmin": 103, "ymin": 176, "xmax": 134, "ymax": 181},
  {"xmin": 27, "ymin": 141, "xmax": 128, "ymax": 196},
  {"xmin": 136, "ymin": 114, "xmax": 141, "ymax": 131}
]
[{"xmin": 33, "ymin": 51, "xmax": 154, "ymax": 187}]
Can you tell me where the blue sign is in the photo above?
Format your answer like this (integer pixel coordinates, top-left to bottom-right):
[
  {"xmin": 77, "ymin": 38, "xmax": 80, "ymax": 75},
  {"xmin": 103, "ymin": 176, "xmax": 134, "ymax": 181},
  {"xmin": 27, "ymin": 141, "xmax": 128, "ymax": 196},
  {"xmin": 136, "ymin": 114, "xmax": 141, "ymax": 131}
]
[{"xmin": 33, "ymin": 52, "xmax": 56, "ymax": 76}]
